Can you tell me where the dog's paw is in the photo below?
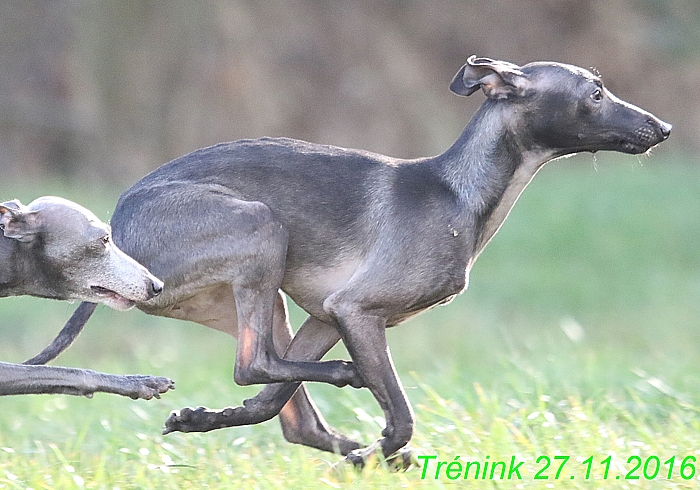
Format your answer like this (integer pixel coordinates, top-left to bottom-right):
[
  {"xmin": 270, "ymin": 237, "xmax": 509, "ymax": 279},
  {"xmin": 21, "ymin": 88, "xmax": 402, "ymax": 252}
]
[
  {"xmin": 385, "ymin": 446, "xmax": 418, "ymax": 471},
  {"xmin": 163, "ymin": 405, "xmax": 232, "ymax": 434},
  {"xmin": 331, "ymin": 361, "xmax": 365, "ymax": 389},
  {"xmin": 338, "ymin": 444, "xmax": 417, "ymax": 471},
  {"xmin": 125, "ymin": 375, "xmax": 175, "ymax": 400},
  {"xmin": 163, "ymin": 406, "xmax": 200, "ymax": 434},
  {"xmin": 343, "ymin": 449, "xmax": 368, "ymax": 468},
  {"xmin": 345, "ymin": 363, "xmax": 365, "ymax": 389}
]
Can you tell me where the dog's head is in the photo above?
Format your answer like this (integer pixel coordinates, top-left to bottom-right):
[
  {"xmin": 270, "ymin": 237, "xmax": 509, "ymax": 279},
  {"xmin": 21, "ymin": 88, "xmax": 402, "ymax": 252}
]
[
  {"xmin": 0, "ymin": 196, "xmax": 162, "ymax": 310},
  {"xmin": 450, "ymin": 56, "xmax": 671, "ymax": 156}
]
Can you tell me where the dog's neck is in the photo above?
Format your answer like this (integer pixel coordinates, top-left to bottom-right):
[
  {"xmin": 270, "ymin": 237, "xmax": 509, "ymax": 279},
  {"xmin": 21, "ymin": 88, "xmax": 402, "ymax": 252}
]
[{"xmin": 429, "ymin": 101, "xmax": 559, "ymax": 260}]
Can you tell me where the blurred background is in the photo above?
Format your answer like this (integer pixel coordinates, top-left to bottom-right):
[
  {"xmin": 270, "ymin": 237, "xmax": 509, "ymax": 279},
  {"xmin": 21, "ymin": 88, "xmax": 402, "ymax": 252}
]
[
  {"xmin": 3, "ymin": 0, "xmax": 700, "ymax": 443},
  {"xmin": 0, "ymin": 0, "xmax": 694, "ymax": 184}
]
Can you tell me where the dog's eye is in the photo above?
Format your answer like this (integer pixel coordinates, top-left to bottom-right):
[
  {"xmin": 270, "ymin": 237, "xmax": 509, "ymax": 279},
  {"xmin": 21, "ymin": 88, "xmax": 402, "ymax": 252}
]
[
  {"xmin": 100, "ymin": 235, "xmax": 110, "ymax": 245},
  {"xmin": 590, "ymin": 88, "xmax": 603, "ymax": 102}
]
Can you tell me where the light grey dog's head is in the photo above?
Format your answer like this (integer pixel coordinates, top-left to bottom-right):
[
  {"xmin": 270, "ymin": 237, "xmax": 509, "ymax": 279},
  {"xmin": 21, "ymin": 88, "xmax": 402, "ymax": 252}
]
[{"xmin": 0, "ymin": 196, "xmax": 162, "ymax": 310}]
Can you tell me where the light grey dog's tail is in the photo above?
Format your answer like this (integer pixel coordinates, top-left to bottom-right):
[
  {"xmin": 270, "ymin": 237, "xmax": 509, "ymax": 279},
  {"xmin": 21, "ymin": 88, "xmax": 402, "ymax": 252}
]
[{"xmin": 23, "ymin": 302, "xmax": 97, "ymax": 365}]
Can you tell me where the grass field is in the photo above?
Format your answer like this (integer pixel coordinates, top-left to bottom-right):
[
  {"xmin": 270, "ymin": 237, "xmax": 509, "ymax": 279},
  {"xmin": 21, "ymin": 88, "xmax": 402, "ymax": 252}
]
[{"xmin": 2, "ymin": 151, "xmax": 700, "ymax": 488}]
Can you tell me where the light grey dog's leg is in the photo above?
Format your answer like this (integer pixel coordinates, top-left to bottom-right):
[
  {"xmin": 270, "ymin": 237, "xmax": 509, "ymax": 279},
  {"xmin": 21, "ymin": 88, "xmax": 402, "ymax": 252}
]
[{"xmin": 0, "ymin": 361, "xmax": 174, "ymax": 399}]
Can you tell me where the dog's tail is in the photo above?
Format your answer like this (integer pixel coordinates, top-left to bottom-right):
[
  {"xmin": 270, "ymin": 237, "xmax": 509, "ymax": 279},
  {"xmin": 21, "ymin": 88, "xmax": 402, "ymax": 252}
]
[{"xmin": 23, "ymin": 302, "xmax": 98, "ymax": 365}]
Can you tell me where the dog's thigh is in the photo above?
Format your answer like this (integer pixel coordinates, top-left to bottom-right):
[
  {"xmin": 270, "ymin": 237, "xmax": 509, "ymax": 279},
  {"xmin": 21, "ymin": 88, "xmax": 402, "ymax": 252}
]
[
  {"xmin": 160, "ymin": 284, "xmax": 239, "ymax": 337},
  {"xmin": 114, "ymin": 188, "xmax": 286, "ymax": 298}
]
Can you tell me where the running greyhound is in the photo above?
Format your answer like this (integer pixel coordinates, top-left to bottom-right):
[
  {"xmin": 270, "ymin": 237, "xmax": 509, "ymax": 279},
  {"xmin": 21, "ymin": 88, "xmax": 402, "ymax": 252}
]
[
  {"xmin": 56, "ymin": 57, "xmax": 671, "ymax": 463},
  {"xmin": 0, "ymin": 196, "xmax": 173, "ymax": 399}
]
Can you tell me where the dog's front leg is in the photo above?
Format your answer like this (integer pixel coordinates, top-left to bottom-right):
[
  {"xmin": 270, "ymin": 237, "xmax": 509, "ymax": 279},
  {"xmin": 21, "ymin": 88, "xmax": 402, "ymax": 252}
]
[
  {"xmin": 323, "ymin": 294, "xmax": 415, "ymax": 466},
  {"xmin": 232, "ymin": 285, "xmax": 363, "ymax": 388},
  {"xmin": 0, "ymin": 362, "xmax": 174, "ymax": 399},
  {"xmin": 164, "ymin": 296, "xmax": 363, "ymax": 455}
]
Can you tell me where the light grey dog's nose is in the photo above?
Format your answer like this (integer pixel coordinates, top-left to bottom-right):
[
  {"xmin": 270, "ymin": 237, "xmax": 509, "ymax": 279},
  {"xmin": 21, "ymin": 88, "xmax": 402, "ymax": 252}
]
[{"xmin": 149, "ymin": 279, "xmax": 164, "ymax": 298}]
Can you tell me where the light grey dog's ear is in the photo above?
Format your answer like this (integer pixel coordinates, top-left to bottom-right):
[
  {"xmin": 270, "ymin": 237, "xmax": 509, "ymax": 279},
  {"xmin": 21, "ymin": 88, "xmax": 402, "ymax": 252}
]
[
  {"xmin": 450, "ymin": 55, "xmax": 529, "ymax": 100},
  {"xmin": 0, "ymin": 199, "xmax": 40, "ymax": 242}
]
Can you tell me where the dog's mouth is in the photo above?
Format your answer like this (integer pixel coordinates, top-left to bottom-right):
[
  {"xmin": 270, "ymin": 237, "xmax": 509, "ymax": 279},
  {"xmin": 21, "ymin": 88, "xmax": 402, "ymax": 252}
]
[
  {"xmin": 602, "ymin": 120, "xmax": 671, "ymax": 155},
  {"xmin": 90, "ymin": 285, "xmax": 136, "ymax": 311},
  {"xmin": 617, "ymin": 139, "xmax": 653, "ymax": 155},
  {"xmin": 610, "ymin": 134, "xmax": 661, "ymax": 155},
  {"xmin": 622, "ymin": 122, "xmax": 671, "ymax": 154}
]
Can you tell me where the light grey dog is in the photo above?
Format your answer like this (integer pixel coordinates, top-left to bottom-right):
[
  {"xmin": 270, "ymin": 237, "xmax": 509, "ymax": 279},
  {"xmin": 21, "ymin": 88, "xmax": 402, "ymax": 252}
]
[
  {"xmin": 0, "ymin": 196, "xmax": 173, "ymax": 399},
  {"xmin": 60, "ymin": 57, "xmax": 670, "ymax": 464}
]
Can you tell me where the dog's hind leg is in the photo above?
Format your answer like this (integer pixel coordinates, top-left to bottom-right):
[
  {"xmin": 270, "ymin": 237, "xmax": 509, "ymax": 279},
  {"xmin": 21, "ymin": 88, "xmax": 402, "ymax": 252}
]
[
  {"xmin": 164, "ymin": 292, "xmax": 362, "ymax": 454},
  {"xmin": 275, "ymin": 316, "xmax": 361, "ymax": 455},
  {"xmin": 231, "ymin": 281, "xmax": 362, "ymax": 388},
  {"xmin": 118, "ymin": 190, "xmax": 363, "ymax": 388}
]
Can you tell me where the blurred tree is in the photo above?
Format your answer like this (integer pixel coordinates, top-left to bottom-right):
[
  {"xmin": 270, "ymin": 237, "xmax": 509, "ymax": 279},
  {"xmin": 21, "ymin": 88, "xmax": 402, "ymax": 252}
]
[{"xmin": 0, "ymin": 0, "xmax": 692, "ymax": 185}]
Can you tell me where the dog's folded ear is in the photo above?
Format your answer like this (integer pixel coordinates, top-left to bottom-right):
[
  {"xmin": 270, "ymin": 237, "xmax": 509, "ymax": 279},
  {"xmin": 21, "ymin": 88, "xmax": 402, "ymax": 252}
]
[
  {"xmin": 0, "ymin": 200, "xmax": 40, "ymax": 242},
  {"xmin": 450, "ymin": 55, "xmax": 530, "ymax": 100}
]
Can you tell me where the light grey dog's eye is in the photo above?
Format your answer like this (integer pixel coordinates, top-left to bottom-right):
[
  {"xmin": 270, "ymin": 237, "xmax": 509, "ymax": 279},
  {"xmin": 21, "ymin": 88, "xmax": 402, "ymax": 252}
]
[
  {"xmin": 591, "ymin": 88, "xmax": 603, "ymax": 102},
  {"xmin": 100, "ymin": 235, "xmax": 110, "ymax": 245}
]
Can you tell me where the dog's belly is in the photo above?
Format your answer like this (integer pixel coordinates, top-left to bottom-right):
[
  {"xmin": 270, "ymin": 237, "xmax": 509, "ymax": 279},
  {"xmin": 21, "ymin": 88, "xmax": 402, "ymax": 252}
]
[
  {"xmin": 282, "ymin": 256, "xmax": 469, "ymax": 327},
  {"xmin": 282, "ymin": 259, "xmax": 362, "ymax": 321}
]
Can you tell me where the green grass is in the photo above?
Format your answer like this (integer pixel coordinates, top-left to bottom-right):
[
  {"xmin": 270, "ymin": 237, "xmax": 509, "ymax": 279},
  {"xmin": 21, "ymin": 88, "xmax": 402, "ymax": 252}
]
[{"xmin": 3, "ymin": 151, "xmax": 700, "ymax": 488}]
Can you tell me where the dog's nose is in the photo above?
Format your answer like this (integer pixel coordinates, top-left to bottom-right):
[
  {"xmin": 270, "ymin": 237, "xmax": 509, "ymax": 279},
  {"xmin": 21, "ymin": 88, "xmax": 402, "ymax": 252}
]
[
  {"xmin": 660, "ymin": 121, "xmax": 672, "ymax": 139},
  {"xmin": 149, "ymin": 279, "xmax": 164, "ymax": 298}
]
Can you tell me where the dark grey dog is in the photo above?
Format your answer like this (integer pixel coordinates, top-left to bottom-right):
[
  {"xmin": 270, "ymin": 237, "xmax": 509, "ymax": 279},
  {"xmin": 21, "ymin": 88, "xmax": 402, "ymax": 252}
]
[
  {"xmin": 0, "ymin": 196, "xmax": 173, "ymax": 399},
  {"xmin": 60, "ymin": 57, "xmax": 670, "ymax": 463}
]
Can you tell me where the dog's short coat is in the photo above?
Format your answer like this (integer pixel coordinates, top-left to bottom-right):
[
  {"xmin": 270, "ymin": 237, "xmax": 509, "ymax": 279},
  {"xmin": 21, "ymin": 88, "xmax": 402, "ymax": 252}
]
[
  {"xmin": 61, "ymin": 57, "xmax": 670, "ymax": 463},
  {"xmin": 0, "ymin": 196, "xmax": 172, "ymax": 399}
]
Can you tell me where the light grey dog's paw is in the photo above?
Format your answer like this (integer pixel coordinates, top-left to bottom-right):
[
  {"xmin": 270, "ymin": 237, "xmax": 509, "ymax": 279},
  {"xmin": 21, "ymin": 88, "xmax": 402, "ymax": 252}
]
[{"xmin": 125, "ymin": 375, "xmax": 175, "ymax": 400}]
